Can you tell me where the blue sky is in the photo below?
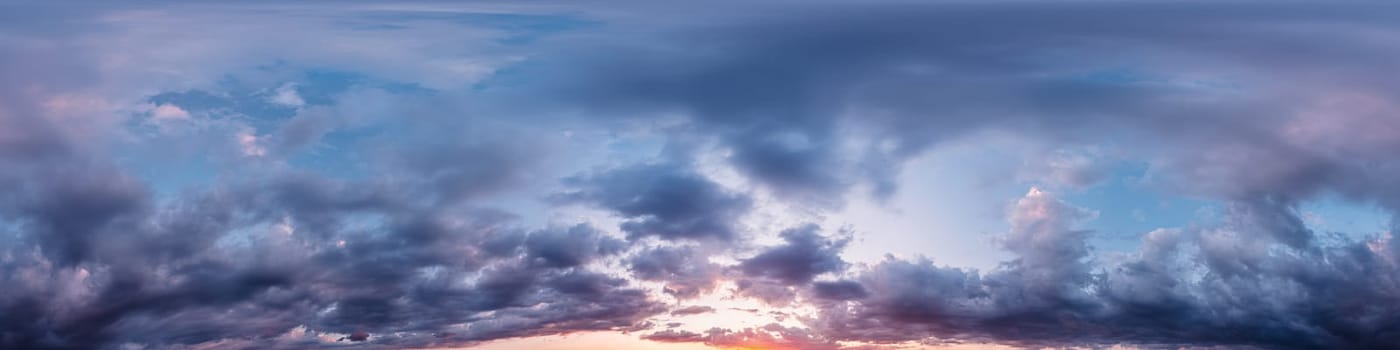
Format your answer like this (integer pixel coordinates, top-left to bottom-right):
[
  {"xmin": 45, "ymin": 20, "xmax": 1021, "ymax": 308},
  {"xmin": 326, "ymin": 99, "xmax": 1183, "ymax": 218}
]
[{"xmin": 2, "ymin": 1, "xmax": 1400, "ymax": 349}]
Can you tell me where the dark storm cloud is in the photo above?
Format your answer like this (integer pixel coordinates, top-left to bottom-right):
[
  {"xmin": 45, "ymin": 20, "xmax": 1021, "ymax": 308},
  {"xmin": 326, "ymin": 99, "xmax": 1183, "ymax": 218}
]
[
  {"xmin": 520, "ymin": 4, "xmax": 1400, "ymax": 344},
  {"xmin": 557, "ymin": 162, "xmax": 752, "ymax": 241},
  {"xmin": 809, "ymin": 280, "xmax": 867, "ymax": 301},
  {"xmin": 514, "ymin": 1, "xmax": 1400, "ymax": 206},
  {"xmin": 524, "ymin": 224, "xmax": 626, "ymax": 268},
  {"xmin": 0, "ymin": 169, "xmax": 665, "ymax": 349},
  {"xmin": 5, "ymin": 166, "xmax": 149, "ymax": 266},
  {"xmin": 1225, "ymin": 195, "xmax": 1315, "ymax": 250},
  {"xmin": 739, "ymin": 224, "xmax": 848, "ymax": 285},
  {"xmin": 808, "ymin": 190, "xmax": 1400, "ymax": 349},
  {"xmin": 726, "ymin": 224, "xmax": 849, "ymax": 306},
  {"xmin": 6, "ymin": 1, "xmax": 1400, "ymax": 349},
  {"xmin": 0, "ymin": 69, "xmax": 657, "ymax": 350}
]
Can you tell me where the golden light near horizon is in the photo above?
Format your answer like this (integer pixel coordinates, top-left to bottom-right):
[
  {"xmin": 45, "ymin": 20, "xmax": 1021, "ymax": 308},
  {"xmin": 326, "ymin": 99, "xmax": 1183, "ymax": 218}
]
[{"xmin": 448, "ymin": 331, "xmax": 1029, "ymax": 350}]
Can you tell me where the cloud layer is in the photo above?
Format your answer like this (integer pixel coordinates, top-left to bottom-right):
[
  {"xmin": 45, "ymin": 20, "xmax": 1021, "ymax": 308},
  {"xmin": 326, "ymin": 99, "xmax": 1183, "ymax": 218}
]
[{"xmin": 3, "ymin": 1, "xmax": 1400, "ymax": 349}]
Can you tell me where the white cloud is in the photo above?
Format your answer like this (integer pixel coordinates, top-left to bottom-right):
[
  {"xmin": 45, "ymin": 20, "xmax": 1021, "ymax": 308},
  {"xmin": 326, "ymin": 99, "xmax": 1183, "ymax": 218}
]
[
  {"xmin": 150, "ymin": 103, "xmax": 190, "ymax": 120},
  {"xmin": 236, "ymin": 129, "xmax": 266, "ymax": 157},
  {"xmin": 269, "ymin": 83, "xmax": 305, "ymax": 107}
]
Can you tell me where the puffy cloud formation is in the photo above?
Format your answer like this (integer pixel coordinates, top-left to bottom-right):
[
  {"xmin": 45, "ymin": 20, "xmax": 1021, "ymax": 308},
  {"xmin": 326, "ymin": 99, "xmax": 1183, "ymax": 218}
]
[
  {"xmin": 628, "ymin": 246, "xmax": 724, "ymax": 299},
  {"xmin": 557, "ymin": 163, "xmax": 752, "ymax": 242},
  {"xmin": 3, "ymin": 1, "xmax": 1400, "ymax": 350},
  {"xmin": 812, "ymin": 190, "xmax": 1400, "ymax": 349},
  {"xmin": 0, "ymin": 160, "xmax": 665, "ymax": 349},
  {"xmin": 740, "ymin": 224, "xmax": 849, "ymax": 285}
]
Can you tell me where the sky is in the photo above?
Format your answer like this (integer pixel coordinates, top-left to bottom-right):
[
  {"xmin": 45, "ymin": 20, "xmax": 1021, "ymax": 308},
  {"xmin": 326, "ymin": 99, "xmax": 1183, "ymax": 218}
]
[{"xmin": 2, "ymin": 1, "xmax": 1400, "ymax": 349}]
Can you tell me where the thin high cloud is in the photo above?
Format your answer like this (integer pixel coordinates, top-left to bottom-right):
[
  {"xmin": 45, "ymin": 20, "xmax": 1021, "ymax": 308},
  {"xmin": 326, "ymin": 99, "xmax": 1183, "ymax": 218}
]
[{"xmin": 2, "ymin": 1, "xmax": 1400, "ymax": 349}]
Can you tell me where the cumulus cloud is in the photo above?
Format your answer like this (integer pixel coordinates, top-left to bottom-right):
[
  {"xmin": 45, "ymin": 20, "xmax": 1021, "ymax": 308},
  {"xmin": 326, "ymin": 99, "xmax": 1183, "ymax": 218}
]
[
  {"xmin": 739, "ymin": 224, "xmax": 849, "ymax": 285},
  {"xmin": 0, "ymin": 167, "xmax": 667, "ymax": 349},
  {"xmin": 268, "ymin": 83, "xmax": 305, "ymax": 108},
  {"xmin": 628, "ymin": 245, "xmax": 724, "ymax": 299},
  {"xmin": 557, "ymin": 162, "xmax": 752, "ymax": 242},
  {"xmin": 4, "ymin": 1, "xmax": 1400, "ymax": 349},
  {"xmin": 149, "ymin": 103, "xmax": 191, "ymax": 121},
  {"xmin": 809, "ymin": 189, "xmax": 1400, "ymax": 349},
  {"xmin": 809, "ymin": 280, "xmax": 868, "ymax": 301},
  {"xmin": 0, "ymin": 41, "xmax": 659, "ymax": 349}
]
